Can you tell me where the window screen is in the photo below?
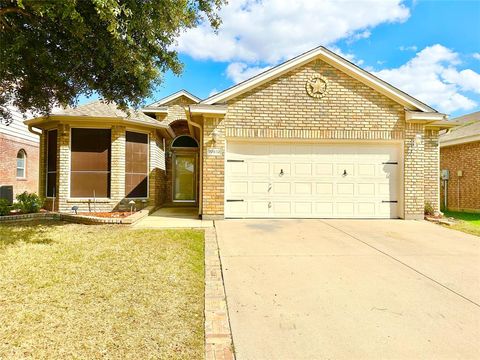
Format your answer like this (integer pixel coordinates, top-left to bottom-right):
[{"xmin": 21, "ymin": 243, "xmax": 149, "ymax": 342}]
[
  {"xmin": 46, "ymin": 130, "xmax": 57, "ymax": 197},
  {"xmin": 125, "ymin": 131, "xmax": 148, "ymax": 198},
  {"xmin": 70, "ymin": 128, "xmax": 111, "ymax": 198}
]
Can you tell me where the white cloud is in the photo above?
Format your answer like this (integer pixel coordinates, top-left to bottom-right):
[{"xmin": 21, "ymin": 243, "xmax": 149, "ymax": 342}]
[
  {"xmin": 176, "ymin": 0, "xmax": 410, "ymax": 64},
  {"xmin": 472, "ymin": 53, "xmax": 480, "ymax": 60},
  {"xmin": 226, "ymin": 62, "xmax": 272, "ymax": 84},
  {"xmin": 399, "ymin": 45, "xmax": 417, "ymax": 51},
  {"xmin": 374, "ymin": 44, "xmax": 479, "ymax": 113}
]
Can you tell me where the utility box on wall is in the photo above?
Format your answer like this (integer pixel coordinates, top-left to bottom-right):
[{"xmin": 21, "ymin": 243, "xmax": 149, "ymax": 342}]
[
  {"xmin": 0, "ymin": 185, "xmax": 14, "ymax": 205},
  {"xmin": 441, "ymin": 169, "xmax": 450, "ymax": 181}
]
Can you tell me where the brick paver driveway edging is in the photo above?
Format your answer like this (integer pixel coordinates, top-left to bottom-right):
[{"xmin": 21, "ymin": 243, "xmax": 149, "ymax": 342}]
[{"xmin": 204, "ymin": 227, "xmax": 235, "ymax": 360}]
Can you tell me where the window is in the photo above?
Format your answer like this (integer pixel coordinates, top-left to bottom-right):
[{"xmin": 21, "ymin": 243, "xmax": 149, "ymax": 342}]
[
  {"xmin": 70, "ymin": 128, "xmax": 111, "ymax": 198},
  {"xmin": 171, "ymin": 135, "xmax": 198, "ymax": 148},
  {"xmin": 16, "ymin": 149, "xmax": 26, "ymax": 178},
  {"xmin": 125, "ymin": 131, "xmax": 148, "ymax": 198},
  {"xmin": 46, "ymin": 130, "xmax": 58, "ymax": 197}
]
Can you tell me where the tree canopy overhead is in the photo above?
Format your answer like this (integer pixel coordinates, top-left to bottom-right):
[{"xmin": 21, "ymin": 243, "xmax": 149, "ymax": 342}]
[{"xmin": 0, "ymin": 0, "xmax": 224, "ymax": 124}]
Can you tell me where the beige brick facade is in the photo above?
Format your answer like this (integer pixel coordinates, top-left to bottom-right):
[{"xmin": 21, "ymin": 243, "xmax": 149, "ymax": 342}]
[
  {"xmin": 31, "ymin": 56, "xmax": 445, "ymax": 220},
  {"xmin": 440, "ymin": 141, "xmax": 480, "ymax": 212},
  {"xmin": 202, "ymin": 117, "xmax": 225, "ymax": 219}
]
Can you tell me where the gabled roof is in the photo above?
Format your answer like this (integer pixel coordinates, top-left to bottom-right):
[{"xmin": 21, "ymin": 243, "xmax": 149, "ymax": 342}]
[
  {"xmin": 202, "ymin": 46, "xmax": 437, "ymax": 113},
  {"xmin": 440, "ymin": 112, "xmax": 480, "ymax": 147},
  {"xmin": 25, "ymin": 100, "xmax": 167, "ymax": 129},
  {"xmin": 145, "ymin": 90, "xmax": 200, "ymax": 108}
]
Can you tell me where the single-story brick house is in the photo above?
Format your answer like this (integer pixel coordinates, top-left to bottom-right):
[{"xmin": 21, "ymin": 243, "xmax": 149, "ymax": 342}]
[
  {"xmin": 439, "ymin": 111, "xmax": 480, "ymax": 212},
  {"xmin": 25, "ymin": 46, "xmax": 455, "ymax": 219}
]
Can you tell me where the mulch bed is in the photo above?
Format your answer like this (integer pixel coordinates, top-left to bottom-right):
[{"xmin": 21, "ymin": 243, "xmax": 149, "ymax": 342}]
[{"xmin": 78, "ymin": 211, "xmax": 135, "ymax": 218}]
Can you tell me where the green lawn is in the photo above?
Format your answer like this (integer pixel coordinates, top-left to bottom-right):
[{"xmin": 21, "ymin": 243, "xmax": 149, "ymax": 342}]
[
  {"xmin": 0, "ymin": 221, "xmax": 204, "ymax": 359},
  {"xmin": 443, "ymin": 210, "xmax": 480, "ymax": 237}
]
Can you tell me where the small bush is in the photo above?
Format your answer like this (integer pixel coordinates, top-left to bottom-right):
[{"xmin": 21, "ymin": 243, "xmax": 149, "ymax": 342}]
[
  {"xmin": 424, "ymin": 201, "xmax": 435, "ymax": 216},
  {"xmin": 0, "ymin": 199, "xmax": 11, "ymax": 216},
  {"xmin": 14, "ymin": 192, "xmax": 43, "ymax": 214}
]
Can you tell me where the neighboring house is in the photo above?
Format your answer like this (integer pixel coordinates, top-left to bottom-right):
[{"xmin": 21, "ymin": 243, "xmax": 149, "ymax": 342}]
[
  {"xmin": 0, "ymin": 107, "xmax": 40, "ymax": 199},
  {"xmin": 439, "ymin": 111, "xmax": 480, "ymax": 212},
  {"xmin": 25, "ymin": 46, "xmax": 455, "ymax": 219}
]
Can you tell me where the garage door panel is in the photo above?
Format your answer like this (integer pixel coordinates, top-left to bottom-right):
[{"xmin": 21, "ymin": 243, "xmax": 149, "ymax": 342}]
[
  {"xmin": 252, "ymin": 182, "xmax": 269, "ymax": 194},
  {"xmin": 315, "ymin": 163, "xmax": 334, "ymax": 176},
  {"xmin": 294, "ymin": 182, "xmax": 313, "ymax": 195},
  {"xmin": 272, "ymin": 163, "xmax": 290, "ymax": 177},
  {"xmin": 316, "ymin": 183, "xmax": 333, "ymax": 195},
  {"xmin": 250, "ymin": 162, "xmax": 270, "ymax": 175},
  {"xmin": 225, "ymin": 142, "xmax": 401, "ymax": 219},
  {"xmin": 227, "ymin": 161, "xmax": 248, "ymax": 176},
  {"xmin": 229, "ymin": 181, "xmax": 248, "ymax": 195},
  {"xmin": 337, "ymin": 183, "xmax": 355, "ymax": 196},
  {"xmin": 294, "ymin": 163, "xmax": 312, "ymax": 176},
  {"xmin": 272, "ymin": 182, "xmax": 290, "ymax": 195}
]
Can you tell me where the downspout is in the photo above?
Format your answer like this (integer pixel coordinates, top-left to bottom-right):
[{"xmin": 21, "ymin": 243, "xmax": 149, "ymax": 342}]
[
  {"xmin": 187, "ymin": 107, "xmax": 203, "ymax": 217},
  {"xmin": 28, "ymin": 125, "xmax": 42, "ymax": 137}
]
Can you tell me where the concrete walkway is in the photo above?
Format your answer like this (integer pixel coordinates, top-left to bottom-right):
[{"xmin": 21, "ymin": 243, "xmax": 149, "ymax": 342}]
[
  {"xmin": 132, "ymin": 207, "xmax": 213, "ymax": 228},
  {"xmin": 216, "ymin": 219, "xmax": 480, "ymax": 360}
]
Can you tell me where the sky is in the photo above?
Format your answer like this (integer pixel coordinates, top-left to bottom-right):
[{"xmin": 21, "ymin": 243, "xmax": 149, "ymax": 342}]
[{"xmin": 85, "ymin": 0, "xmax": 480, "ymax": 118}]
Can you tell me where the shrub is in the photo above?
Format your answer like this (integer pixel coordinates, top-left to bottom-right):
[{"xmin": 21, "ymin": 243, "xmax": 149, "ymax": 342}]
[
  {"xmin": 0, "ymin": 199, "xmax": 11, "ymax": 216},
  {"xmin": 14, "ymin": 192, "xmax": 44, "ymax": 214},
  {"xmin": 424, "ymin": 201, "xmax": 435, "ymax": 216}
]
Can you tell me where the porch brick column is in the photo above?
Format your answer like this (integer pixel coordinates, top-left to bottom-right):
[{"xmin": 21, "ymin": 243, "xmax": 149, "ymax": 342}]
[
  {"xmin": 404, "ymin": 123, "xmax": 425, "ymax": 219},
  {"xmin": 57, "ymin": 124, "xmax": 70, "ymax": 212},
  {"xmin": 424, "ymin": 129, "xmax": 440, "ymax": 212},
  {"xmin": 111, "ymin": 126, "xmax": 126, "ymax": 207},
  {"xmin": 202, "ymin": 117, "xmax": 225, "ymax": 220}
]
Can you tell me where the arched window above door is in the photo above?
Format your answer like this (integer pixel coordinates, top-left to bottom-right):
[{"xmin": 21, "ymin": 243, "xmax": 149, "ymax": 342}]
[{"xmin": 171, "ymin": 135, "xmax": 198, "ymax": 148}]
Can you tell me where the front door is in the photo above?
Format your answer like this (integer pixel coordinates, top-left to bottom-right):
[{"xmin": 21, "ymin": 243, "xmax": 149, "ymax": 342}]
[{"xmin": 174, "ymin": 154, "xmax": 197, "ymax": 202}]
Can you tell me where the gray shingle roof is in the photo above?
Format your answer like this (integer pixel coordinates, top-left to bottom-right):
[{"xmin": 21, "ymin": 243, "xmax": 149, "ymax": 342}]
[
  {"xmin": 440, "ymin": 111, "xmax": 480, "ymax": 144},
  {"xmin": 53, "ymin": 100, "xmax": 164, "ymax": 127}
]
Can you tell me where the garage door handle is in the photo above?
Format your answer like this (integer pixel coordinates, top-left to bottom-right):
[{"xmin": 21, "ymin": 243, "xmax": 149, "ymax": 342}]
[
  {"xmin": 343, "ymin": 169, "xmax": 347, "ymax": 176},
  {"xmin": 382, "ymin": 200, "xmax": 398, "ymax": 203},
  {"xmin": 382, "ymin": 161, "xmax": 398, "ymax": 165},
  {"xmin": 227, "ymin": 199, "xmax": 244, "ymax": 202},
  {"xmin": 279, "ymin": 169, "xmax": 284, "ymax": 176}
]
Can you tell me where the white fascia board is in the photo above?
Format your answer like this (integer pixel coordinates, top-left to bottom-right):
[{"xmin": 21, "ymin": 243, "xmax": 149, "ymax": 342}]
[
  {"xmin": 147, "ymin": 90, "xmax": 200, "ymax": 107},
  {"xmin": 202, "ymin": 46, "xmax": 436, "ymax": 113},
  {"xmin": 440, "ymin": 134, "xmax": 480, "ymax": 147},
  {"xmin": 189, "ymin": 104, "xmax": 227, "ymax": 115},
  {"xmin": 406, "ymin": 110, "xmax": 447, "ymax": 121}
]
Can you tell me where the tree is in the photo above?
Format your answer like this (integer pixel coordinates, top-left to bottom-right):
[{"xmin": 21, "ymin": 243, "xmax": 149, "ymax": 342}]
[{"xmin": 0, "ymin": 0, "xmax": 224, "ymax": 124}]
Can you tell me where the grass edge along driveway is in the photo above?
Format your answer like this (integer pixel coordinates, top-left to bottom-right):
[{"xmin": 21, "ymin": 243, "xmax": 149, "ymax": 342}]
[
  {"xmin": 0, "ymin": 221, "xmax": 204, "ymax": 360},
  {"xmin": 443, "ymin": 210, "xmax": 480, "ymax": 237}
]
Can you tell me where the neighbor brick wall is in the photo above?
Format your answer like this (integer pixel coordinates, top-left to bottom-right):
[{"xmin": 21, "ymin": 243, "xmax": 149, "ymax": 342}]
[
  {"xmin": 440, "ymin": 141, "xmax": 480, "ymax": 212},
  {"xmin": 202, "ymin": 117, "xmax": 225, "ymax": 219},
  {"xmin": 0, "ymin": 133, "xmax": 39, "ymax": 197}
]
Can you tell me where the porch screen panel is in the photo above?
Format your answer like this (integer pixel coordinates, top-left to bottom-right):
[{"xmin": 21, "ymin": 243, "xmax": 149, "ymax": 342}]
[
  {"xmin": 46, "ymin": 130, "xmax": 58, "ymax": 197},
  {"xmin": 125, "ymin": 131, "xmax": 148, "ymax": 198},
  {"xmin": 70, "ymin": 129, "xmax": 111, "ymax": 198}
]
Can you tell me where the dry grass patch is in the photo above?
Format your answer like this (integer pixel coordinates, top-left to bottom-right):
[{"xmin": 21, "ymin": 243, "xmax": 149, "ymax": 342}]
[{"xmin": 0, "ymin": 221, "xmax": 204, "ymax": 359}]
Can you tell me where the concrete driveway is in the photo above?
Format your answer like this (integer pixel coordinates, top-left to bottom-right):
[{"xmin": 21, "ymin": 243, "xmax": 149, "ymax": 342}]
[{"xmin": 215, "ymin": 220, "xmax": 480, "ymax": 360}]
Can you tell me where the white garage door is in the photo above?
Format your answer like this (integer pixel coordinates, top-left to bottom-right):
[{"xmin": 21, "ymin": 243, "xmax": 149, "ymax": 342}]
[{"xmin": 225, "ymin": 142, "xmax": 402, "ymax": 219}]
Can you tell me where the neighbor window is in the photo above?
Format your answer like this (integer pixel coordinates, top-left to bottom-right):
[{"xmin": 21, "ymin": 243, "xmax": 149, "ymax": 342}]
[
  {"xmin": 46, "ymin": 130, "xmax": 57, "ymax": 197},
  {"xmin": 125, "ymin": 131, "xmax": 148, "ymax": 198},
  {"xmin": 70, "ymin": 128, "xmax": 111, "ymax": 198},
  {"xmin": 16, "ymin": 149, "xmax": 26, "ymax": 178}
]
